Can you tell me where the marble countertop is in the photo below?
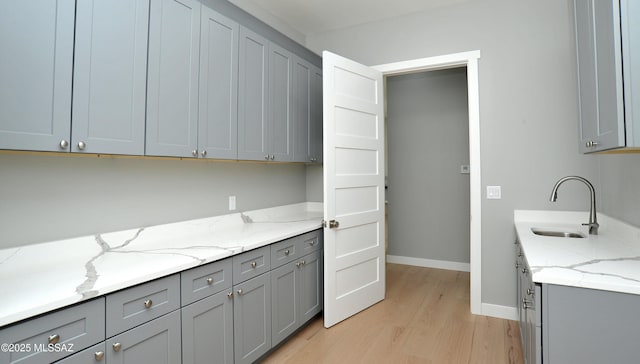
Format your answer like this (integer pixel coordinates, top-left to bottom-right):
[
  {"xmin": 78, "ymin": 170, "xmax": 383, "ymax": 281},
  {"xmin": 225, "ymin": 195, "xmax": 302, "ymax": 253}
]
[
  {"xmin": 0, "ymin": 203, "xmax": 323, "ymax": 327},
  {"xmin": 515, "ymin": 210, "xmax": 640, "ymax": 295}
]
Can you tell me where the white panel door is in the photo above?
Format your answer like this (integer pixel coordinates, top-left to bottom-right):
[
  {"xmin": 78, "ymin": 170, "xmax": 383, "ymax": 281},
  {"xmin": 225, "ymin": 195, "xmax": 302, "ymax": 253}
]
[{"xmin": 323, "ymin": 51, "xmax": 385, "ymax": 328}]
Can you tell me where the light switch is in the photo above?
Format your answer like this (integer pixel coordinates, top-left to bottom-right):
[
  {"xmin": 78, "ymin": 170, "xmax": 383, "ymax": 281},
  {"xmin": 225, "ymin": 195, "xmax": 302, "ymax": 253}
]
[
  {"xmin": 229, "ymin": 196, "xmax": 236, "ymax": 211},
  {"xmin": 486, "ymin": 186, "xmax": 501, "ymax": 199}
]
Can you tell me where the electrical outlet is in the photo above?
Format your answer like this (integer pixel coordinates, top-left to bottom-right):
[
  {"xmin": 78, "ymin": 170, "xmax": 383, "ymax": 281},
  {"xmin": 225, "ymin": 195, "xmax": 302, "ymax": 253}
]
[
  {"xmin": 486, "ymin": 186, "xmax": 501, "ymax": 199},
  {"xmin": 229, "ymin": 196, "xmax": 236, "ymax": 211},
  {"xmin": 460, "ymin": 165, "xmax": 470, "ymax": 174}
]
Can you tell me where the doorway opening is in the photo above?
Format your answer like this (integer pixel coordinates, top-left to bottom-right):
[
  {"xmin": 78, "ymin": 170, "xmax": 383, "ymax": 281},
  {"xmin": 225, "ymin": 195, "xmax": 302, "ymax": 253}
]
[{"xmin": 373, "ymin": 51, "xmax": 481, "ymax": 315}]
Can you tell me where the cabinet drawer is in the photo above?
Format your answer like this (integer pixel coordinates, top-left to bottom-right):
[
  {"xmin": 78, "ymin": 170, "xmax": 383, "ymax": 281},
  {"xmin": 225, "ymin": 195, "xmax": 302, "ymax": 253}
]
[
  {"xmin": 0, "ymin": 298, "xmax": 105, "ymax": 364},
  {"xmin": 233, "ymin": 246, "xmax": 271, "ymax": 284},
  {"xmin": 106, "ymin": 274, "xmax": 180, "ymax": 338},
  {"xmin": 297, "ymin": 230, "xmax": 322, "ymax": 256},
  {"xmin": 271, "ymin": 237, "xmax": 299, "ymax": 269},
  {"xmin": 55, "ymin": 342, "xmax": 106, "ymax": 364},
  {"xmin": 181, "ymin": 258, "xmax": 233, "ymax": 306}
]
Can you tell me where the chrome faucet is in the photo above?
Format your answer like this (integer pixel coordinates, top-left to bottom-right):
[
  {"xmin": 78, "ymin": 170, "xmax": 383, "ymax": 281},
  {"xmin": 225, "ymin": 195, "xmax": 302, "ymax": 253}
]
[{"xmin": 549, "ymin": 176, "xmax": 599, "ymax": 235}]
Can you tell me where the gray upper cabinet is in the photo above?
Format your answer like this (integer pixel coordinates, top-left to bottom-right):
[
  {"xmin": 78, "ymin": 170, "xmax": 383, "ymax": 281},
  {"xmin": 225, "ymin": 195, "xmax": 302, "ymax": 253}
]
[
  {"xmin": 0, "ymin": 0, "xmax": 75, "ymax": 152},
  {"xmin": 309, "ymin": 66, "xmax": 323, "ymax": 163},
  {"xmin": 574, "ymin": 0, "xmax": 640, "ymax": 153},
  {"xmin": 293, "ymin": 57, "xmax": 312, "ymax": 162},
  {"xmin": 72, "ymin": 0, "xmax": 149, "ymax": 155},
  {"xmin": 146, "ymin": 0, "xmax": 201, "ymax": 158},
  {"xmin": 198, "ymin": 7, "xmax": 239, "ymax": 160},
  {"xmin": 238, "ymin": 27, "xmax": 269, "ymax": 161},
  {"xmin": 293, "ymin": 57, "xmax": 323, "ymax": 163},
  {"xmin": 269, "ymin": 43, "xmax": 294, "ymax": 162}
]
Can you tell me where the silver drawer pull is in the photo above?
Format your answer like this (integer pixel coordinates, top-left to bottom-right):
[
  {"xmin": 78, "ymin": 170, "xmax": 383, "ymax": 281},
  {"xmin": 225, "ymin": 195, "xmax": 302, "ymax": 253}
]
[
  {"xmin": 527, "ymin": 288, "xmax": 534, "ymax": 296},
  {"xmin": 227, "ymin": 292, "xmax": 233, "ymax": 299},
  {"xmin": 113, "ymin": 343, "xmax": 122, "ymax": 352},
  {"xmin": 48, "ymin": 334, "xmax": 60, "ymax": 345},
  {"xmin": 251, "ymin": 261, "xmax": 257, "ymax": 268},
  {"xmin": 284, "ymin": 249, "xmax": 290, "ymax": 255},
  {"xmin": 301, "ymin": 260, "xmax": 306, "ymax": 265},
  {"xmin": 144, "ymin": 299, "xmax": 153, "ymax": 308},
  {"xmin": 94, "ymin": 351, "xmax": 105, "ymax": 361},
  {"xmin": 309, "ymin": 240, "xmax": 317, "ymax": 246},
  {"xmin": 296, "ymin": 262, "xmax": 302, "ymax": 268},
  {"xmin": 206, "ymin": 277, "xmax": 214, "ymax": 285},
  {"xmin": 237, "ymin": 289, "xmax": 243, "ymax": 296}
]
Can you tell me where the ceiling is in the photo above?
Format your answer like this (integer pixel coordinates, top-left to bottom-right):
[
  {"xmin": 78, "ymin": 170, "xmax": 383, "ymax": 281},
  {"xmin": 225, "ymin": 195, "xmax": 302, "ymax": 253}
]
[{"xmin": 228, "ymin": 0, "xmax": 474, "ymax": 38}]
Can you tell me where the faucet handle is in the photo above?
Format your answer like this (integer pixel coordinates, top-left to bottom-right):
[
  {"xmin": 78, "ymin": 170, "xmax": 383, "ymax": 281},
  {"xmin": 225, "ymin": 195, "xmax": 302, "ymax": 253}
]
[{"xmin": 581, "ymin": 222, "xmax": 599, "ymax": 235}]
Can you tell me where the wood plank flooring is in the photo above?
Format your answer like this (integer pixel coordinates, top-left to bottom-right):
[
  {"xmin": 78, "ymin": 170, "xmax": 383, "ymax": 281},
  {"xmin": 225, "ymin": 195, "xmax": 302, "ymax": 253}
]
[{"xmin": 262, "ymin": 263, "xmax": 523, "ymax": 364}]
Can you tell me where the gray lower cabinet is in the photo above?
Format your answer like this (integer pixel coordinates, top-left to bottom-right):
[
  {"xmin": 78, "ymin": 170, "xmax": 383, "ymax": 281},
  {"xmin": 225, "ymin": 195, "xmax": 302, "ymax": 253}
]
[
  {"xmin": 574, "ymin": 0, "xmax": 640, "ymax": 152},
  {"xmin": 0, "ymin": 298, "xmax": 105, "ymax": 364},
  {"xmin": 515, "ymin": 240, "xmax": 541, "ymax": 364},
  {"xmin": 106, "ymin": 310, "xmax": 181, "ymax": 364},
  {"xmin": 233, "ymin": 272, "xmax": 272, "ymax": 364},
  {"xmin": 72, "ymin": 0, "xmax": 149, "ymax": 155},
  {"xmin": 0, "ymin": 0, "xmax": 75, "ymax": 152},
  {"xmin": 271, "ymin": 249, "xmax": 323, "ymax": 347},
  {"xmin": 181, "ymin": 290, "xmax": 234, "ymax": 364},
  {"xmin": 55, "ymin": 342, "xmax": 106, "ymax": 364}
]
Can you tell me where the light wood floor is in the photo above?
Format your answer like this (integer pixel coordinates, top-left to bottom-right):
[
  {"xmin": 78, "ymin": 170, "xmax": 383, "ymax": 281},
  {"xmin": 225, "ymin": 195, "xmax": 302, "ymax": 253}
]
[{"xmin": 262, "ymin": 263, "xmax": 523, "ymax": 364}]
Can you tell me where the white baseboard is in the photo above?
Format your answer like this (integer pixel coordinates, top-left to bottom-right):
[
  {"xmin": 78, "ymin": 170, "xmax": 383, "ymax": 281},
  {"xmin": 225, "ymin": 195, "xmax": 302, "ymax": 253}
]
[
  {"xmin": 481, "ymin": 303, "xmax": 518, "ymax": 321},
  {"xmin": 386, "ymin": 255, "xmax": 470, "ymax": 272}
]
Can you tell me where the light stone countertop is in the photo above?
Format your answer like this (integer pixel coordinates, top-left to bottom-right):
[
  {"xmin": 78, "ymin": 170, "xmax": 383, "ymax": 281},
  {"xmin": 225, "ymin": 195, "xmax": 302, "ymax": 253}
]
[
  {"xmin": 514, "ymin": 210, "xmax": 640, "ymax": 294},
  {"xmin": 0, "ymin": 202, "xmax": 323, "ymax": 327}
]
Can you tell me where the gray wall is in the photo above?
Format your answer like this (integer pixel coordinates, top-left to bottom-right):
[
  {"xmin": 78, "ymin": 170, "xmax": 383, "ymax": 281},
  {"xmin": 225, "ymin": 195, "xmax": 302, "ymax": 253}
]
[
  {"xmin": 0, "ymin": 153, "xmax": 306, "ymax": 249},
  {"xmin": 386, "ymin": 68, "xmax": 470, "ymax": 263},
  {"xmin": 599, "ymin": 155, "xmax": 640, "ymax": 226},
  {"xmin": 306, "ymin": 0, "xmax": 599, "ymax": 308}
]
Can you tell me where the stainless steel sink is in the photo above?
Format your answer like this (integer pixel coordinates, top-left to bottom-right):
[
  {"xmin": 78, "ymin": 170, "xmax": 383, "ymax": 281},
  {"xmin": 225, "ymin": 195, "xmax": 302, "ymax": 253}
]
[{"xmin": 531, "ymin": 227, "xmax": 585, "ymax": 238}]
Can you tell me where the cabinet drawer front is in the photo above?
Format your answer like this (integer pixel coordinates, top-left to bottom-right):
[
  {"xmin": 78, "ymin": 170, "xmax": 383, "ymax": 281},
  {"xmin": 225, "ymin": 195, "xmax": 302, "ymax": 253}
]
[
  {"xmin": 233, "ymin": 246, "xmax": 271, "ymax": 284},
  {"xmin": 55, "ymin": 342, "xmax": 106, "ymax": 364},
  {"xmin": 270, "ymin": 237, "xmax": 299, "ymax": 269},
  {"xmin": 181, "ymin": 258, "xmax": 233, "ymax": 305},
  {"xmin": 106, "ymin": 274, "xmax": 180, "ymax": 337},
  {"xmin": 297, "ymin": 230, "xmax": 323, "ymax": 256},
  {"xmin": 0, "ymin": 298, "xmax": 105, "ymax": 364}
]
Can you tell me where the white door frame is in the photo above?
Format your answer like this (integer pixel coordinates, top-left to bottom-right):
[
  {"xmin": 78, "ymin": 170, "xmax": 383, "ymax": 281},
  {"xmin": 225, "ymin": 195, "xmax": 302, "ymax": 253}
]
[{"xmin": 373, "ymin": 50, "xmax": 482, "ymax": 315}]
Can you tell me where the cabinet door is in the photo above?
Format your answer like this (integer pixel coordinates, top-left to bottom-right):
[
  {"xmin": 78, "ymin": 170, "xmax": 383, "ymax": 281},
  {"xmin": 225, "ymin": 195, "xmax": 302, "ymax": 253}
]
[
  {"xmin": 238, "ymin": 27, "xmax": 269, "ymax": 161},
  {"xmin": 106, "ymin": 310, "xmax": 181, "ymax": 364},
  {"xmin": 298, "ymin": 250, "xmax": 323, "ymax": 323},
  {"xmin": 621, "ymin": 0, "xmax": 640, "ymax": 146},
  {"xmin": 309, "ymin": 66, "xmax": 323, "ymax": 163},
  {"xmin": 0, "ymin": 0, "xmax": 74, "ymax": 152},
  {"xmin": 575, "ymin": 0, "xmax": 625, "ymax": 152},
  {"xmin": 198, "ymin": 8, "xmax": 239, "ymax": 160},
  {"xmin": 269, "ymin": 43, "xmax": 294, "ymax": 162},
  {"xmin": 271, "ymin": 261, "xmax": 299, "ymax": 347},
  {"xmin": 72, "ymin": 0, "xmax": 149, "ymax": 155},
  {"xmin": 233, "ymin": 273, "xmax": 271, "ymax": 364},
  {"xmin": 146, "ymin": 0, "xmax": 201, "ymax": 157},
  {"xmin": 293, "ymin": 57, "xmax": 312, "ymax": 162},
  {"xmin": 182, "ymin": 290, "xmax": 234, "ymax": 364}
]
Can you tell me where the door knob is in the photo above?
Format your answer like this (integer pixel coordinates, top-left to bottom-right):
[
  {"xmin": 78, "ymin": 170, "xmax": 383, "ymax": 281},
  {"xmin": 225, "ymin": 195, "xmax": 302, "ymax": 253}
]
[{"xmin": 329, "ymin": 220, "xmax": 340, "ymax": 229}]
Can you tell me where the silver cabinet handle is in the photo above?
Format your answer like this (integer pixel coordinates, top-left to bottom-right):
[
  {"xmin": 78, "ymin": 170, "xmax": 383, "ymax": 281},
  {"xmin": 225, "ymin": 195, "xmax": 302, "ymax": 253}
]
[
  {"xmin": 329, "ymin": 220, "xmax": 340, "ymax": 229},
  {"xmin": 265, "ymin": 155, "xmax": 270, "ymax": 160},
  {"xmin": 301, "ymin": 260, "xmax": 306, "ymax": 265},
  {"xmin": 59, "ymin": 140, "xmax": 69, "ymax": 149},
  {"xmin": 206, "ymin": 277, "xmax": 214, "ymax": 285},
  {"xmin": 309, "ymin": 240, "xmax": 317, "ymax": 246},
  {"xmin": 144, "ymin": 299, "xmax": 153, "ymax": 308},
  {"xmin": 227, "ymin": 292, "xmax": 233, "ymax": 299},
  {"xmin": 94, "ymin": 351, "xmax": 105, "ymax": 361},
  {"xmin": 201, "ymin": 150, "xmax": 207, "ymax": 157},
  {"xmin": 192, "ymin": 149, "xmax": 198, "ymax": 157},
  {"xmin": 296, "ymin": 262, "xmax": 302, "ymax": 268},
  {"xmin": 586, "ymin": 141, "xmax": 599, "ymax": 148},
  {"xmin": 515, "ymin": 262, "xmax": 520, "ymax": 269},
  {"xmin": 270, "ymin": 155, "xmax": 275, "ymax": 160},
  {"xmin": 237, "ymin": 289, "xmax": 243, "ymax": 296},
  {"xmin": 77, "ymin": 141, "xmax": 86, "ymax": 150},
  {"xmin": 527, "ymin": 288, "xmax": 534, "ymax": 296},
  {"xmin": 48, "ymin": 334, "xmax": 60, "ymax": 345},
  {"xmin": 284, "ymin": 249, "xmax": 290, "ymax": 255},
  {"xmin": 251, "ymin": 261, "xmax": 257, "ymax": 268},
  {"xmin": 522, "ymin": 268, "xmax": 527, "ymax": 274},
  {"xmin": 522, "ymin": 298, "xmax": 533, "ymax": 310},
  {"xmin": 112, "ymin": 343, "xmax": 122, "ymax": 352}
]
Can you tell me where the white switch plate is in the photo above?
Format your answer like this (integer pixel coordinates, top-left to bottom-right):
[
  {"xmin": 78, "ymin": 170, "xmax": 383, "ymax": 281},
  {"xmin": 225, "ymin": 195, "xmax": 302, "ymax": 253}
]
[
  {"xmin": 229, "ymin": 196, "xmax": 236, "ymax": 211},
  {"xmin": 486, "ymin": 186, "xmax": 501, "ymax": 199}
]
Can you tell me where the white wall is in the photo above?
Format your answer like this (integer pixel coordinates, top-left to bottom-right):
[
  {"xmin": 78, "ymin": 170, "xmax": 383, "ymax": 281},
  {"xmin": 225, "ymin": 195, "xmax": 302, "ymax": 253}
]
[
  {"xmin": 306, "ymin": 0, "xmax": 599, "ymax": 309},
  {"xmin": 0, "ymin": 153, "xmax": 307, "ymax": 249},
  {"xmin": 599, "ymin": 155, "xmax": 640, "ymax": 226},
  {"xmin": 386, "ymin": 68, "xmax": 470, "ymax": 264}
]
